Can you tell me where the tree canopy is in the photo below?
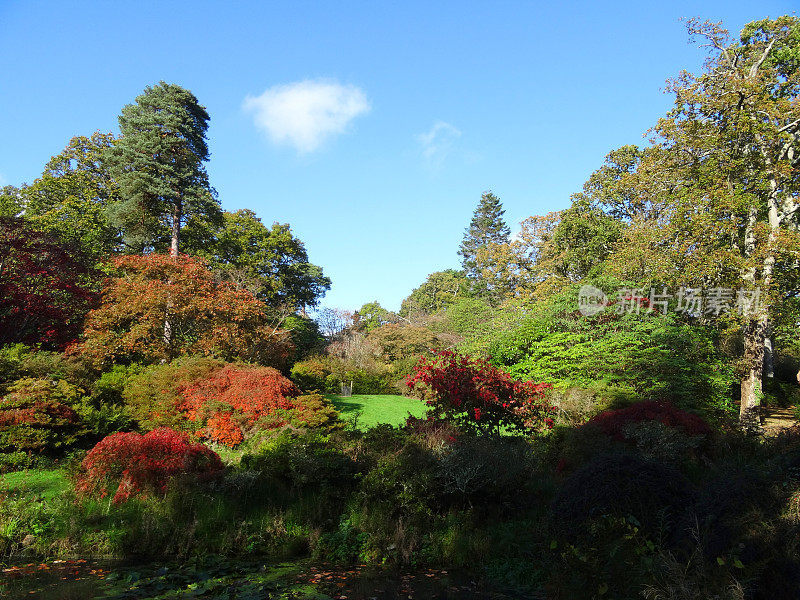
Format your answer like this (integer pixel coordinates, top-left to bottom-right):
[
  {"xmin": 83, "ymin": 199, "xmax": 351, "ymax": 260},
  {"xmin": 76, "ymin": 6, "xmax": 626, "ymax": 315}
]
[{"xmin": 188, "ymin": 209, "xmax": 331, "ymax": 312}]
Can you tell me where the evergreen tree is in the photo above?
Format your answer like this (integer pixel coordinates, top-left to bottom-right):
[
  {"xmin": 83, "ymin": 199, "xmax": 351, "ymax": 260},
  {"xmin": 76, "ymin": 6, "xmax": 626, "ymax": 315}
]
[
  {"xmin": 458, "ymin": 191, "xmax": 511, "ymax": 279},
  {"xmin": 106, "ymin": 81, "xmax": 221, "ymax": 255}
]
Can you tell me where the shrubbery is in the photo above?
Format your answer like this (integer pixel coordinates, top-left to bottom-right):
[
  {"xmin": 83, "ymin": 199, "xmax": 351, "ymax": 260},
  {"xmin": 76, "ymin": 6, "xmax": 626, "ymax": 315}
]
[
  {"xmin": 289, "ymin": 357, "xmax": 329, "ymax": 392},
  {"xmin": 466, "ymin": 284, "xmax": 738, "ymax": 420},
  {"xmin": 0, "ymin": 377, "xmax": 88, "ymax": 452},
  {"xmin": 290, "ymin": 355, "xmax": 395, "ymax": 395},
  {"xmin": 587, "ymin": 400, "xmax": 712, "ymax": 439},
  {"xmin": 407, "ymin": 350, "xmax": 554, "ymax": 434},
  {"xmin": 75, "ymin": 428, "xmax": 224, "ymax": 503},
  {"xmin": 124, "ymin": 358, "xmax": 340, "ymax": 447}
]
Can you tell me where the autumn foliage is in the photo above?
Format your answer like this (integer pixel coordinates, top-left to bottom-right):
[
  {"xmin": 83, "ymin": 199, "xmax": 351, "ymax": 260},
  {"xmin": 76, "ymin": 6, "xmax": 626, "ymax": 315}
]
[
  {"xmin": 76, "ymin": 253, "xmax": 294, "ymax": 368},
  {"xmin": 0, "ymin": 377, "xmax": 88, "ymax": 452},
  {"xmin": 0, "ymin": 217, "xmax": 99, "ymax": 350},
  {"xmin": 181, "ymin": 364, "xmax": 300, "ymax": 445},
  {"xmin": 406, "ymin": 351, "xmax": 554, "ymax": 433},
  {"xmin": 123, "ymin": 360, "xmax": 341, "ymax": 447},
  {"xmin": 587, "ymin": 400, "xmax": 712, "ymax": 439},
  {"xmin": 75, "ymin": 428, "xmax": 224, "ymax": 503}
]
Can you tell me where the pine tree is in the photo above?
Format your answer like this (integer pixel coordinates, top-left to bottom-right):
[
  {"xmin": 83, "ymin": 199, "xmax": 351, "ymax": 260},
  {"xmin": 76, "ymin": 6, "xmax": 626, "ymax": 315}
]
[
  {"xmin": 458, "ymin": 191, "xmax": 511, "ymax": 279},
  {"xmin": 106, "ymin": 81, "xmax": 221, "ymax": 255}
]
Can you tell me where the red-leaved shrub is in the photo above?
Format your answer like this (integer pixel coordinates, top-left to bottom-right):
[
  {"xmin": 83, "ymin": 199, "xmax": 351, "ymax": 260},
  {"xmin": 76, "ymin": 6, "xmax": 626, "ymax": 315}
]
[
  {"xmin": 587, "ymin": 400, "xmax": 712, "ymax": 439},
  {"xmin": 406, "ymin": 351, "xmax": 554, "ymax": 433},
  {"xmin": 75, "ymin": 428, "xmax": 223, "ymax": 503}
]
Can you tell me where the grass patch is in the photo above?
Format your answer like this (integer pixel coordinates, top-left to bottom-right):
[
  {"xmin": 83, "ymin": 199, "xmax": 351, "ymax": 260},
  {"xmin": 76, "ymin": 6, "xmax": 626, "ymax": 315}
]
[
  {"xmin": 327, "ymin": 394, "xmax": 426, "ymax": 429},
  {"xmin": 0, "ymin": 469, "xmax": 69, "ymax": 500}
]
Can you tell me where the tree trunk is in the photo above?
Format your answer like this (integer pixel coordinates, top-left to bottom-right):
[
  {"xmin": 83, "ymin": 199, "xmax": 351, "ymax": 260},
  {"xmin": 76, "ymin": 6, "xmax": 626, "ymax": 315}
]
[
  {"xmin": 740, "ymin": 317, "xmax": 767, "ymax": 433},
  {"xmin": 763, "ymin": 320, "xmax": 774, "ymax": 379},
  {"xmin": 162, "ymin": 309, "xmax": 172, "ymax": 360},
  {"xmin": 164, "ymin": 199, "xmax": 180, "ymax": 356},
  {"xmin": 170, "ymin": 199, "xmax": 181, "ymax": 257}
]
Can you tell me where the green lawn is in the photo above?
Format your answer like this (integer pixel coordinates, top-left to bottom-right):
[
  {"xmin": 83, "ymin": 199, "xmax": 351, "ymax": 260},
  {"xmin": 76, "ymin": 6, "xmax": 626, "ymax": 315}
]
[
  {"xmin": 327, "ymin": 394, "xmax": 427, "ymax": 429},
  {"xmin": 0, "ymin": 469, "xmax": 69, "ymax": 499}
]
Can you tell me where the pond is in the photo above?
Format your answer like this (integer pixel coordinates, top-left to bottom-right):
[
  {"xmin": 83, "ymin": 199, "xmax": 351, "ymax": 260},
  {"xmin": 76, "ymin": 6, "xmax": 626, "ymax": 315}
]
[{"xmin": 1, "ymin": 558, "xmax": 529, "ymax": 599}]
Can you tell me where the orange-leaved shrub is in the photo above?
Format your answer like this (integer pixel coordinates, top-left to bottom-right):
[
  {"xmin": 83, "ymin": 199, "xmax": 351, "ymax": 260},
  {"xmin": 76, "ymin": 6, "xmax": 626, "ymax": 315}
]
[
  {"xmin": 75, "ymin": 428, "xmax": 223, "ymax": 503},
  {"xmin": 180, "ymin": 365, "xmax": 340, "ymax": 446},
  {"xmin": 75, "ymin": 253, "xmax": 294, "ymax": 368},
  {"xmin": 123, "ymin": 359, "xmax": 341, "ymax": 447}
]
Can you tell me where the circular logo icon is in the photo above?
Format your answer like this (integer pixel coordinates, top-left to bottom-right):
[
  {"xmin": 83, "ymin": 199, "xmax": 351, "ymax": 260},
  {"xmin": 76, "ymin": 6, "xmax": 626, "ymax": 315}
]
[{"xmin": 578, "ymin": 285, "xmax": 608, "ymax": 316}]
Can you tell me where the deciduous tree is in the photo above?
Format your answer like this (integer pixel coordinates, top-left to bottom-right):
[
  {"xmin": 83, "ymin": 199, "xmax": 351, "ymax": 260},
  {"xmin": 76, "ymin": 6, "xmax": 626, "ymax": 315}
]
[
  {"xmin": 77, "ymin": 254, "xmax": 293, "ymax": 368},
  {"xmin": 188, "ymin": 209, "xmax": 330, "ymax": 311},
  {"xmin": 23, "ymin": 132, "xmax": 120, "ymax": 262},
  {"xmin": 0, "ymin": 217, "xmax": 99, "ymax": 349},
  {"xmin": 609, "ymin": 18, "xmax": 800, "ymax": 430}
]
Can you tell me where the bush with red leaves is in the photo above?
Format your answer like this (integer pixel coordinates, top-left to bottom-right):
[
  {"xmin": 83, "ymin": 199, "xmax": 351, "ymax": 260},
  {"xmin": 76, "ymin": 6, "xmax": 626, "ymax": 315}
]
[
  {"xmin": 406, "ymin": 350, "xmax": 554, "ymax": 434},
  {"xmin": 75, "ymin": 428, "xmax": 223, "ymax": 503},
  {"xmin": 587, "ymin": 400, "xmax": 712, "ymax": 440},
  {"xmin": 0, "ymin": 217, "xmax": 99, "ymax": 350}
]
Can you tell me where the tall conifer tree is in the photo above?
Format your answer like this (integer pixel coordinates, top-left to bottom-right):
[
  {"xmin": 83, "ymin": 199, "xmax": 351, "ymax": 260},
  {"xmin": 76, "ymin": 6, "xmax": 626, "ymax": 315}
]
[
  {"xmin": 106, "ymin": 81, "xmax": 221, "ymax": 255},
  {"xmin": 459, "ymin": 191, "xmax": 511, "ymax": 280}
]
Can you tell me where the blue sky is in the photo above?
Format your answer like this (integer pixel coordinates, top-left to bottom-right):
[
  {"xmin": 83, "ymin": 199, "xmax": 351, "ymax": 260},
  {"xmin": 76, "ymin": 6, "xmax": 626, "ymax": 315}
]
[{"xmin": 1, "ymin": 1, "xmax": 796, "ymax": 312}]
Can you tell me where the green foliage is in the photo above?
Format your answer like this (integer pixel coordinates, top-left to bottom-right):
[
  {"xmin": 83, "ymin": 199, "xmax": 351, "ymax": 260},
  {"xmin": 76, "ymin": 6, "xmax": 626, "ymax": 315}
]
[
  {"xmin": 399, "ymin": 269, "xmax": 471, "ymax": 319},
  {"xmin": 122, "ymin": 356, "xmax": 223, "ymax": 432},
  {"xmin": 289, "ymin": 394, "xmax": 343, "ymax": 431},
  {"xmin": 325, "ymin": 369, "xmax": 394, "ymax": 395},
  {"xmin": 290, "ymin": 357, "xmax": 330, "ymax": 392},
  {"xmin": 354, "ymin": 301, "xmax": 396, "ymax": 333},
  {"xmin": 366, "ymin": 323, "xmax": 439, "ymax": 361},
  {"xmin": 0, "ymin": 377, "xmax": 89, "ymax": 453},
  {"xmin": 188, "ymin": 209, "xmax": 331, "ymax": 311},
  {"xmin": 241, "ymin": 430, "xmax": 357, "ymax": 492},
  {"xmin": 21, "ymin": 132, "xmax": 120, "ymax": 263},
  {"xmin": 0, "ymin": 185, "xmax": 24, "ymax": 217},
  {"xmin": 0, "ymin": 344, "xmax": 31, "ymax": 392},
  {"xmin": 440, "ymin": 296, "xmax": 494, "ymax": 339},
  {"xmin": 542, "ymin": 196, "xmax": 625, "ymax": 281},
  {"xmin": 283, "ymin": 313, "xmax": 325, "ymax": 359},
  {"xmin": 479, "ymin": 283, "xmax": 737, "ymax": 419}
]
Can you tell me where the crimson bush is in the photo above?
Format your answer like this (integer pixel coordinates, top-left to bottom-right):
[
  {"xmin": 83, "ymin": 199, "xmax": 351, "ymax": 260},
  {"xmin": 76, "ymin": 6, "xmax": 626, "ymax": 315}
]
[
  {"xmin": 406, "ymin": 350, "xmax": 554, "ymax": 434},
  {"xmin": 587, "ymin": 400, "xmax": 712, "ymax": 440},
  {"xmin": 75, "ymin": 428, "xmax": 223, "ymax": 503}
]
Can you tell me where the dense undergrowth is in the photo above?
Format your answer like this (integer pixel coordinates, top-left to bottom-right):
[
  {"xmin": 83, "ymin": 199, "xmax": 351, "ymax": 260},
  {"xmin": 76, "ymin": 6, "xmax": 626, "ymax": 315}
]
[{"xmin": 3, "ymin": 412, "xmax": 800, "ymax": 599}]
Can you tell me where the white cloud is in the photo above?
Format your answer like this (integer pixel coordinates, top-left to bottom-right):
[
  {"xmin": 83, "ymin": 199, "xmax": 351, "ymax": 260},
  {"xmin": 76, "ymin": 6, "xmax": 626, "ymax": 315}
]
[
  {"xmin": 243, "ymin": 79, "xmax": 370, "ymax": 153},
  {"xmin": 416, "ymin": 121, "xmax": 461, "ymax": 168}
]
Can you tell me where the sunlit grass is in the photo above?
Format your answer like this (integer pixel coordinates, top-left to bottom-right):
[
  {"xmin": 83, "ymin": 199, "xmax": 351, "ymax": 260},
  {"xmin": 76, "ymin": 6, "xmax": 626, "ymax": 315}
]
[
  {"xmin": 0, "ymin": 469, "xmax": 69, "ymax": 500},
  {"xmin": 326, "ymin": 394, "xmax": 427, "ymax": 429}
]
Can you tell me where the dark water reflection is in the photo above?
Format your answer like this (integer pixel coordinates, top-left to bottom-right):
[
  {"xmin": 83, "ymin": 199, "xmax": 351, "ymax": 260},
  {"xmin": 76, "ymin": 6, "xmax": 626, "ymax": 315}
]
[{"xmin": 0, "ymin": 559, "xmax": 528, "ymax": 599}]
